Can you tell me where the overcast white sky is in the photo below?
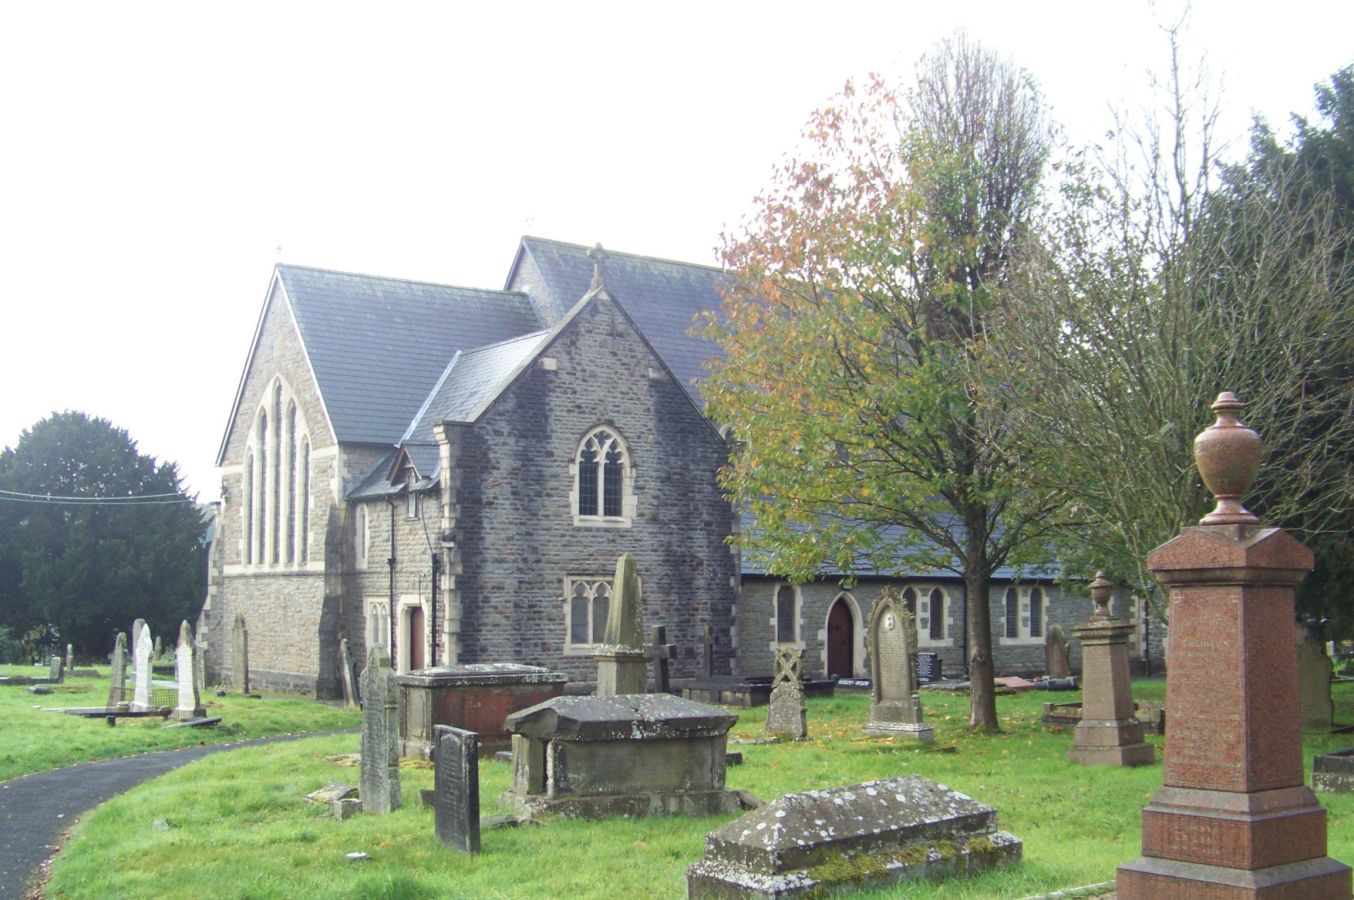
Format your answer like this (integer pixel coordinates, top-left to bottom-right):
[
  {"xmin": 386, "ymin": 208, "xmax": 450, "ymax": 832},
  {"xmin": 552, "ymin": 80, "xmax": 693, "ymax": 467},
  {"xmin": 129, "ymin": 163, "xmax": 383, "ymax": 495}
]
[{"xmin": 2, "ymin": 1, "xmax": 1351, "ymax": 498}]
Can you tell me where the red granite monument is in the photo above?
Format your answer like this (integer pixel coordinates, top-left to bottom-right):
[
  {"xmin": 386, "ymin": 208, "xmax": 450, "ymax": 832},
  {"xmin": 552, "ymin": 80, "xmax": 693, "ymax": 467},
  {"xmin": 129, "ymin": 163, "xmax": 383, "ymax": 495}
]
[
  {"xmin": 1117, "ymin": 392, "xmax": 1351, "ymax": 897},
  {"xmin": 1068, "ymin": 572, "xmax": 1153, "ymax": 767}
]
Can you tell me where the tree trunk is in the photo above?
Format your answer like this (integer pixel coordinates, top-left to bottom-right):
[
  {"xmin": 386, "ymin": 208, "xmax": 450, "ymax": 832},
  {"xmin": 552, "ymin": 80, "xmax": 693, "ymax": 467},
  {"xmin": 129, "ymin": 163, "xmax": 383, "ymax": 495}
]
[{"xmin": 964, "ymin": 526, "xmax": 1000, "ymax": 732}]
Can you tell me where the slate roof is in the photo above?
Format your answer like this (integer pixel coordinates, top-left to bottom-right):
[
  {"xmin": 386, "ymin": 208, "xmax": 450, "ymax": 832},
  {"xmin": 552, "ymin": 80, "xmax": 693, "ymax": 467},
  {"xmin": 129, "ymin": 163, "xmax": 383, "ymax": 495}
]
[
  {"xmin": 277, "ymin": 265, "xmax": 543, "ymax": 445},
  {"xmin": 513, "ymin": 238, "xmax": 728, "ymax": 410},
  {"xmin": 402, "ymin": 329, "xmax": 552, "ymax": 443}
]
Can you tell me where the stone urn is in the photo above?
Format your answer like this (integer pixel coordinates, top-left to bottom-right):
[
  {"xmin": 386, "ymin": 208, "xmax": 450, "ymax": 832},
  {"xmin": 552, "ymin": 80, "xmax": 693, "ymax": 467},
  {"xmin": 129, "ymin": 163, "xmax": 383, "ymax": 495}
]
[{"xmin": 1192, "ymin": 391, "xmax": 1261, "ymax": 525}]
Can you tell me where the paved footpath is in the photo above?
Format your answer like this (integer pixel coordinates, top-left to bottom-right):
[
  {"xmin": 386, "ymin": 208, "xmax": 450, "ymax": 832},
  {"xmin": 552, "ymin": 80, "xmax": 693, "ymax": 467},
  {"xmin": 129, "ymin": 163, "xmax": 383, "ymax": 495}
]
[{"xmin": 0, "ymin": 730, "xmax": 356, "ymax": 899}]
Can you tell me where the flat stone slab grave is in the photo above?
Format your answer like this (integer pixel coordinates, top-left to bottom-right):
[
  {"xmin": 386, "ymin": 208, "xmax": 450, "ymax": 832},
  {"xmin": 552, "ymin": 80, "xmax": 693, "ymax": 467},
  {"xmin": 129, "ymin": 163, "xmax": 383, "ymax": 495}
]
[
  {"xmin": 680, "ymin": 676, "xmax": 834, "ymax": 709},
  {"xmin": 502, "ymin": 693, "xmax": 743, "ymax": 820},
  {"xmin": 686, "ymin": 775, "xmax": 1022, "ymax": 898},
  {"xmin": 1314, "ymin": 747, "xmax": 1354, "ymax": 793},
  {"xmin": 397, "ymin": 663, "xmax": 567, "ymax": 758}
]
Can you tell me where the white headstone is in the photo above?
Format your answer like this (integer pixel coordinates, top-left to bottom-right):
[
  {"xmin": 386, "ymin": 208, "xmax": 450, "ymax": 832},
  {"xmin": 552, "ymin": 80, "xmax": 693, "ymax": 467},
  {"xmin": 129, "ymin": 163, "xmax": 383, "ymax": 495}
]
[
  {"xmin": 132, "ymin": 623, "xmax": 153, "ymax": 710},
  {"xmin": 172, "ymin": 621, "xmax": 204, "ymax": 721}
]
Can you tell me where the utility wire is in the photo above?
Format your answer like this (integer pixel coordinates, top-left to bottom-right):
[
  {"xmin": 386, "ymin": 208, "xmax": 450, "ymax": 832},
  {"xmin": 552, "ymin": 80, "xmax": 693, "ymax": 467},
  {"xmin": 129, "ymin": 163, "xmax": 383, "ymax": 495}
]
[
  {"xmin": 0, "ymin": 488, "xmax": 186, "ymax": 501},
  {"xmin": 0, "ymin": 490, "xmax": 197, "ymax": 507}
]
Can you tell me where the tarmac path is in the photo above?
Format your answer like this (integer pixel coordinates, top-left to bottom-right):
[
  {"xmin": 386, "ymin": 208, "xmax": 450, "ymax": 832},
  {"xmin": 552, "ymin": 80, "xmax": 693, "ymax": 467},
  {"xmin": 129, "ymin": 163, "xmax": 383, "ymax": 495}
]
[{"xmin": 0, "ymin": 729, "xmax": 357, "ymax": 899}]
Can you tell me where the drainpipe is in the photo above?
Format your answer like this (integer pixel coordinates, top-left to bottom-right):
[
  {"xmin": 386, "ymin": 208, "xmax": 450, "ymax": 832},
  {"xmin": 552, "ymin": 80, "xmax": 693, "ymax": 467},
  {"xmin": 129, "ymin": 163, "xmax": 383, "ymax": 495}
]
[
  {"xmin": 429, "ymin": 549, "xmax": 440, "ymax": 667},
  {"xmin": 387, "ymin": 496, "xmax": 397, "ymax": 662}
]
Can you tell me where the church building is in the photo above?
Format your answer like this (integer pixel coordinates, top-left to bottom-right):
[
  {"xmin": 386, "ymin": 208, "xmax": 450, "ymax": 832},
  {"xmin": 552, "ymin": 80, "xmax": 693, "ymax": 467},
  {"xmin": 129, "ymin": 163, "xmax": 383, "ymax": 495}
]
[{"xmin": 200, "ymin": 238, "xmax": 1120, "ymax": 696}]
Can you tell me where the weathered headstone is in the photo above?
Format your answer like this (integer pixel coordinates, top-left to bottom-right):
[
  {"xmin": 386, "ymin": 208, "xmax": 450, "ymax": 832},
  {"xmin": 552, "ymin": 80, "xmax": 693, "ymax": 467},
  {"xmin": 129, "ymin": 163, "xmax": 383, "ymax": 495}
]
[
  {"xmin": 686, "ymin": 776, "xmax": 1022, "ymax": 897},
  {"xmin": 171, "ymin": 621, "xmax": 206, "ymax": 721},
  {"xmin": 765, "ymin": 645, "xmax": 806, "ymax": 740},
  {"xmin": 339, "ymin": 637, "xmax": 358, "ymax": 708},
  {"xmin": 1297, "ymin": 629, "xmax": 1333, "ymax": 729},
  {"xmin": 434, "ymin": 725, "xmax": 480, "ymax": 853},
  {"xmin": 1068, "ymin": 573, "xmax": 1153, "ymax": 767},
  {"xmin": 231, "ymin": 613, "xmax": 250, "ymax": 694},
  {"xmin": 863, "ymin": 592, "xmax": 933, "ymax": 742},
  {"xmin": 107, "ymin": 632, "xmax": 128, "ymax": 708},
  {"xmin": 130, "ymin": 618, "xmax": 146, "ymax": 661},
  {"xmin": 1044, "ymin": 623, "xmax": 1071, "ymax": 679},
  {"xmin": 360, "ymin": 646, "xmax": 401, "ymax": 813},
  {"xmin": 48, "ymin": 655, "xmax": 63, "ymax": 684},
  {"xmin": 1117, "ymin": 392, "xmax": 1351, "ymax": 897},
  {"xmin": 193, "ymin": 638, "xmax": 205, "ymax": 698},
  {"xmin": 131, "ymin": 623, "xmax": 153, "ymax": 711},
  {"xmin": 594, "ymin": 554, "xmax": 646, "ymax": 695},
  {"xmin": 502, "ymin": 694, "xmax": 743, "ymax": 820},
  {"xmin": 645, "ymin": 625, "xmax": 676, "ymax": 694},
  {"xmin": 64, "ymin": 644, "xmax": 73, "ymax": 676},
  {"xmin": 153, "ymin": 635, "xmax": 162, "ymax": 660}
]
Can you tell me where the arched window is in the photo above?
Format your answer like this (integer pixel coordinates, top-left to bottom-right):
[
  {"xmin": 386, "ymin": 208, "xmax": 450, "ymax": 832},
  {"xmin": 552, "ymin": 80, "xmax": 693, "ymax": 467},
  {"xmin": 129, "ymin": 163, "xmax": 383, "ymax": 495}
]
[
  {"xmin": 285, "ymin": 403, "xmax": 297, "ymax": 564},
  {"xmin": 254, "ymin": 410, "xmax": 267, "ymax": 565},
  {"xmin": 775, "ymin": 585, "xmax": 797, "ymax": 643},
  {"xmin": 901, "ymin": 586, "xmax": 918, "ymax": 616},
  {"xmin": 271, "ymin": 384, "xmax": 282, "ymax": 564},
  {"xmin": 1029, "ymin": 587, "xmax": 1044, "ymax": 638},
  {"xmin": 573, "ymin": 427, "xmax": 632, "ymax": 525},
  {"xmin": 354, "ymin": 505, "xmax": 369, "ymax": 570},
  {"xmin": 242, "ymin": 452, "xmax": 254, "ymax": 565},
  {"xmin": 298, "ymin": 438, "xmax": 310, "ymax": 564},
  {"xmin": 1004, "ymin": 588, "xmax": 1019, "ymax": 639},
  {"xmin": 928, "ymin": 588, "xmax": 945, "ymax": 641},
  {"xmin": 565, "ymin": 577, "xmax": 611, "ymax": 651}
]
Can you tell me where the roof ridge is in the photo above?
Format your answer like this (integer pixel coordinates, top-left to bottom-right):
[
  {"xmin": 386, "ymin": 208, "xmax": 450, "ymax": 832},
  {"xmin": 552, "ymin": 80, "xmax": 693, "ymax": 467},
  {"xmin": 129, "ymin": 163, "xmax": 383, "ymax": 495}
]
[
  {"xmin": 277, "ymin": 262, "xmax": 531, "ymax": 297},
  {"xmin": 459, "ymin": 328, "xmax": 553, "ymax": 357},
  {"xmin": 520, "ymin": 236, "xmax": 724, "ymax": 274},
  {"xmin": 401, "ymin": 350, "xmax": 462, "ymax": 444}
]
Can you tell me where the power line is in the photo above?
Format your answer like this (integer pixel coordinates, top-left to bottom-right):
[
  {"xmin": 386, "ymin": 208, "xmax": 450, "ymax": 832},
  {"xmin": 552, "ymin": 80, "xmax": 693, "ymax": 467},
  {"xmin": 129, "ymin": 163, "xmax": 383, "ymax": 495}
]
[{"xmin": 0, "ymin": 489, "xmax": 197, "ymax": 506}]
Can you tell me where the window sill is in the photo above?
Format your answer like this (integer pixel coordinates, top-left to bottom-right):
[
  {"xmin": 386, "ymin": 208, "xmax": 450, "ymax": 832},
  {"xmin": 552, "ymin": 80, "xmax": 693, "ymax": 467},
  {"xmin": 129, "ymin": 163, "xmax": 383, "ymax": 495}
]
[{"xmin": 572, "ymin": 516, "xmax": 633, "ymax": 529}]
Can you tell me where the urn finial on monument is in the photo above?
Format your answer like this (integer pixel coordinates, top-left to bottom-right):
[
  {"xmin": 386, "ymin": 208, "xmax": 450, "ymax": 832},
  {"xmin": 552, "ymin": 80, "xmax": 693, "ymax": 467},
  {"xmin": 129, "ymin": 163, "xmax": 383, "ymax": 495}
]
[
  {"xmin": 1088, "ymin": 571, "xmax": 1113, "ymax": 619},
  {"xmin": 1193, "ymin": 391, "xmax": 1262, "ymax": 526}
]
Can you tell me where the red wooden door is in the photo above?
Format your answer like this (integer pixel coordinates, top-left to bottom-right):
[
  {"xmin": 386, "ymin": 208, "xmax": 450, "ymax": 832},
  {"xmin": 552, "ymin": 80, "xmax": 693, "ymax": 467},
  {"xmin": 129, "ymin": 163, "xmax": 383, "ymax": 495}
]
[
  {"xmin": 826, "ymin": 597, "xmax": 854, "ymax": 678},
  {"xmin": 408, "ymin": 606, "xmax": 426, "ymax": 671}
]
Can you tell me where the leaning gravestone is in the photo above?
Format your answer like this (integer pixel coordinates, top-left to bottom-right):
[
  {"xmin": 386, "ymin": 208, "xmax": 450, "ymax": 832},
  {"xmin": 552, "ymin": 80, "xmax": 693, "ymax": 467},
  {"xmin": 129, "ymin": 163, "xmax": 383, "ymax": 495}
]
[
  {"xmin": 1297, "ymin": 629, "xmax": 1333, "ymax": 729},
  {"xmin": 171, "ymin": 621, "xmax": 206, "ymax": 721},
  {"xmin": 107, "ymin": 632, "xmax": 128, "ymax": 708},
  {"xmin": 686, "ymin": 775, "xmax": 1022, "ymax": 897},
  {"xmin": 1044, "ymin": 623, "xmax": 1071, "ymax": 679},
  {"xmin": 231, "ymin": 613, "xmax": 251, "ymax": 694},
  {"xmin": 864, "ymin": 593, "xmax": 933, "ymax": 742},
  {"xmin": 594, "ymin": 554, "xmax": 647, "ymax": 695},
  {"xmin": 434, "ymin": 725, "xmax": 480, "ymax": 853},
  {"xmin": 131, "ymin": 623, "xmax": 153, "ymax": 711},
  {"xmin": 360, "ymin": 646, "xmax": 401, "ymax": 813},
  {"xmin": 765, "ymin": 645, "xmax": 806, "ymax": 740}
]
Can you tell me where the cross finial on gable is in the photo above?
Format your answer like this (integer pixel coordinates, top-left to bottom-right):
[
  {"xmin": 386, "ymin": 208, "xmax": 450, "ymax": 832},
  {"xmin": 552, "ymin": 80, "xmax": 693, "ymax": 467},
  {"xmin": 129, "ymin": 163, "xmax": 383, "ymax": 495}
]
[{"xmin": 588, "ymin": 243, "xmax": 607, "ymax": 291}]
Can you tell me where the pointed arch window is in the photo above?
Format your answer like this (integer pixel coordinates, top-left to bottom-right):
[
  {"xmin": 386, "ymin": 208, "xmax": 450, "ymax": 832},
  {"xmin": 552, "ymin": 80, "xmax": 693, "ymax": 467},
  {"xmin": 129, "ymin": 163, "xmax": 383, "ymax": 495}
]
[
  {"xmin": 1000, "ymin": 585, "xmax": 1050, "ymax": 643},
  {"xmin": 1029, "ymin": 587, "xmax": 1044, "ymax": 638},
  {"xmin": 242, "ymin": 452, "xmax": 254, "ymax": 565},
  {"xmin": 1004, "ymin": 588, "xmax": 1019, "ymax": 639},
  {"xmin": 775, "ymin": 585, "xmax": 798, "ymax": 644},
  {"xmin": 573, "ymin": 427, "xmax": 633, "ymax": 526},
  {"xmin": 928, "ymin": 588, "xmax": 945, "ymax": 641},
  {"xmin": 298, "ymin": 437, "xmax": 310, "ymax": 564},
  {"xmin": 243, "ymin": 377, "xmax": 311, "ymax": 570}
]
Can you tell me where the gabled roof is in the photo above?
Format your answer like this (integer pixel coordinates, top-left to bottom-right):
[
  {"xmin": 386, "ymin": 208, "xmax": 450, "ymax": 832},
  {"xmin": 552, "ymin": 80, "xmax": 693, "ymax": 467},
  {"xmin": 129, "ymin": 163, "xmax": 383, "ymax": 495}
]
[
  {"xmin": 509, "ymin": 237, "xmax": 728, "ymax": 410},
  {"xmin": 277, "ymin": 265, "xmax": 543, "ymax": 445}
]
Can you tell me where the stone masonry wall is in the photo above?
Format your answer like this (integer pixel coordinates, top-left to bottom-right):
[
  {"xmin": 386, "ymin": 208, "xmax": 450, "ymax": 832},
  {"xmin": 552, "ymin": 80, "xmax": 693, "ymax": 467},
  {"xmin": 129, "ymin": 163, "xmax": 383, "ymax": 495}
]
[{"xmin": 450, "ymin": 293, "xmax": 738, "ymax": 683}]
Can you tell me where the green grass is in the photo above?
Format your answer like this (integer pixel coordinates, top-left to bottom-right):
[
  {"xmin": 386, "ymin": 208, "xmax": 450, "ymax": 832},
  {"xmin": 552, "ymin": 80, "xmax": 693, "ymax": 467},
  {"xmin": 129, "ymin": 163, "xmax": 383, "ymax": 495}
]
[
  {"xmin": 0, "ymin": 664, "xmax": 359, "ymax": 782},
  {"xmin": 43, "ymin": 681, "xmax": 1354, "ymax": 899}
]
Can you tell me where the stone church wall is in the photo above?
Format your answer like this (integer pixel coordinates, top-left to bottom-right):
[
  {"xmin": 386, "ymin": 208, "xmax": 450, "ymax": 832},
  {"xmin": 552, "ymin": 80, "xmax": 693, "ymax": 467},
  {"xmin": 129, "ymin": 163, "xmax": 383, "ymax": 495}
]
[{"xmin": 450, "ymin": 294, "xmax": 738, "ymax": 683}]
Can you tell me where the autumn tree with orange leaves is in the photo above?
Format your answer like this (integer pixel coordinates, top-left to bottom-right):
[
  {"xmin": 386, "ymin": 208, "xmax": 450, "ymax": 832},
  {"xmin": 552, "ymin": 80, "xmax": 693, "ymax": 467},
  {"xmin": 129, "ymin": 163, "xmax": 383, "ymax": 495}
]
[{"xmin": 703, "ymin": 35, "xmax": 1062, "ymax": 731}]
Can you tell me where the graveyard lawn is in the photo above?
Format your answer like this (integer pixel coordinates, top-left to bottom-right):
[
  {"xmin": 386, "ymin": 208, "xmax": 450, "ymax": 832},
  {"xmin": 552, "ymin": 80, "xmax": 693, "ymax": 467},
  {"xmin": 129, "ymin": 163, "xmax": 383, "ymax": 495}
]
[
  {"xmin": 44, "ymin": 681, "xmax": 1354, "ymax": 899},
  {"xmin": 0, "ymin": 665, "xmax": 359, "ymax": 782}
]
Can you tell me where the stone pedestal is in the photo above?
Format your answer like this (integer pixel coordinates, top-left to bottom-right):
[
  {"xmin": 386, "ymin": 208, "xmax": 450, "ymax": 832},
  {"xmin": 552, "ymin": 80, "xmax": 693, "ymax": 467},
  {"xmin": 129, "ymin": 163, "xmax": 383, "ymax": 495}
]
[
  {"xmin": 1068, "ymin": 573, "xmax": 1153, "ymax": 767},
  {"xmin": 594, "ymin": 649, "xmax": 648, "ymax": 696},
  {"xmin": 397, "ymin": 663, "xmax": 567, "ymax": 758},
  {"xmin": 501, "ymin": 694, "xmax": 743, "ymax": 820}
]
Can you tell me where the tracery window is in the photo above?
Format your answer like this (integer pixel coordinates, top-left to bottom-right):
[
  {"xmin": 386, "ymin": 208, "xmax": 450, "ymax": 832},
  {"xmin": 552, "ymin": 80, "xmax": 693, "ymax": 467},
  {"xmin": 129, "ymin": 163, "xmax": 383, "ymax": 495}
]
[
  {"xmin": 565, "ymin": 577, "xmax": 613, "ymax": 651},
  {"xmin": 243, "ymin": 377, "xmax": 311, "ymax": 569},
  {"xmin": 573, "ymin": 427, "xmax": 632, "ymax": 525}
]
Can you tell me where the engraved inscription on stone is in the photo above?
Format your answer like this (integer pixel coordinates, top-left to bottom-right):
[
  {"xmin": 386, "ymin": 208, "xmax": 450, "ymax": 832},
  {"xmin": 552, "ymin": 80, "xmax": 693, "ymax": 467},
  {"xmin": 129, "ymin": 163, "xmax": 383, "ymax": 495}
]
[{"xmin": 435, "ymin": 725, "xmax": 481, "ymax": 853}]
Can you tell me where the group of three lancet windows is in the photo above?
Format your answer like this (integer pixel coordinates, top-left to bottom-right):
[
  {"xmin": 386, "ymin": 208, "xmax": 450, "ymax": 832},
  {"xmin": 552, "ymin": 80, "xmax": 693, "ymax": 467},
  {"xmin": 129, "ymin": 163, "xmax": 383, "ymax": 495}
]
[{"xmin": 242, "ymin": 379, "xmax": 311, "ymax": 567}]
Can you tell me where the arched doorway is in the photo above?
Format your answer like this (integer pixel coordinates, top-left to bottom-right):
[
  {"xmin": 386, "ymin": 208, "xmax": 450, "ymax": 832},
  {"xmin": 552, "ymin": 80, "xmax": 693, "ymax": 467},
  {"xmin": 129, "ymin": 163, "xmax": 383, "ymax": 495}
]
[
  {"xmin": 826, "ymin": 595, "xmax": 855, "ymax": 679},
  {"xmin": 408, "ymin": 605, "xmax": 426, "ymax": 672}
]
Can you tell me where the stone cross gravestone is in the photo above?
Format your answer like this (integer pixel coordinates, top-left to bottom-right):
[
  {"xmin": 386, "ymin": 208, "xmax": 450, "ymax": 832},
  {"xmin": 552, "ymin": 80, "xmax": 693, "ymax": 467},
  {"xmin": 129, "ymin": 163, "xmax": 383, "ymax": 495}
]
[
  {"xmin": 107, "ymin": 631, "xmax": 128, "ymax": 708},
  {"xmin": 131, "ymin": 623, "xmax": 153, "ymax": 711},
  {"xmin": 1297, "ymin": 629, "xmax": 1333, "ymax": 729},
  {"xmin": 172, "ymin": 621, "xmax": 206, "ymax": 721},
  {"xmin": 864, "ymin": 593, "xmax": 933, "ymax": 742},
  {"xmin": 1068, "ymin": 573, "xmax": 1153, "ymax": 767},
  {"xmin": 645, "ymin": 625, "xmax": 676, "ymax": 694},
  {"xmin": 1044, "ymin": 623, "xmax": 1071, "ymax": 679},
  {"xmin": 434, "ymin": 725, "xmax": 480, "ymax": 853},
  {"xmin": 594, "ymin": 554, "xmax": 647, "ymax": 695},
  {"xmin": 1117, "ymin": 391, "xmax": 1351, "ymax": 897},
  {"xmin": 765, "ymin": 645, "xmax": 806, "ymax": 740},
  {"xmin": 360, "ymin": 646, "xmax": 401, "ymax": 813},
  {"xmin": 231, "ymin": 613, "xmax": 250, "ymax": 694}
]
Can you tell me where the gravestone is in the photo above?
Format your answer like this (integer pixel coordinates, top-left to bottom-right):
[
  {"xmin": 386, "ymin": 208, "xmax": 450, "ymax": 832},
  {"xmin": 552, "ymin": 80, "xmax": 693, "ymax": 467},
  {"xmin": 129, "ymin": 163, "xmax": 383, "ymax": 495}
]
[
  {"xmin": 171, "ymin": 621, "xmax": 206, "ymax": 721},
  {"xmin": 339, "ymin": 637, "xmax": 358, "ymax": 708},
  {"xmin": 107, "ymin": 632, "xmax": 128, "ymax": 708},
  {"xmin": 48, "ymin": 655, "xmax": 63, "ymax": 684},
  {"xmin": 1068, "ymin": 573, "xmax": 1153, "ymax": 767},
  {"xmin": 594, "ymin": 554, "xmax": 647, "ymax": 695},
  {"xmin": 193, "ymin": 638, "xmax": 206, "ymax": 699},
  {"xmin": 64, "ymin": 644, "xmax": 73, "ymax": 676},
  {"xmin": 1117, "ymin": 392, "xmax": 1351, "ymax": 897},
  {"xmin": 360, "ymin": 646, "xmax": 401, "ymax": 813},
  {"xmin": 398, "ymin": 663, "xmax": 566, "ymax": 758},
  {"xmin": 231, "ymin": 613, "xmax": 250, "ymax": 694},
  {"xmin": 130, "ymin": 618, "xmax": 146, "ymax": 661},
  {"xmin": 434, "ymin": 725, "xmax": 480, "ymax": 853},
  {"xmin": 765, "ymin": 645, "xmax": 806, "ymax": 740},
  {"xmin": 502, "ymin": 694, "xmax": 743, "ymax": 821},
  {"xmin": 1044, "ymin": 623, "xmax": 1071, "ymax": 679},
  {"xmin": 686, "ymin": 775, "xmax": 1022, "ymax": 897},
  {"xmin": 131, "ymin": 623, "xmax": 153, "ymax": 711},
  {"xmin": 1297, "ymin": 629, "xmax": 1333, "ymax": 728},
  {"xmin": 153, "ymin": 635, "xmax": 162, "ymax": 660},
  {"xmin": 646, "ymin": 625, "xmax": 676, "ymax": 694},
  {"xmin": 863, "ymin": 594, "xmax": 932, "ymax": 742}
]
